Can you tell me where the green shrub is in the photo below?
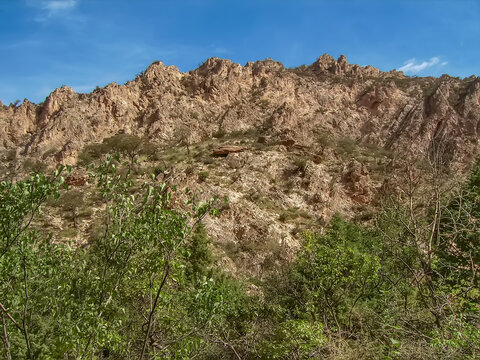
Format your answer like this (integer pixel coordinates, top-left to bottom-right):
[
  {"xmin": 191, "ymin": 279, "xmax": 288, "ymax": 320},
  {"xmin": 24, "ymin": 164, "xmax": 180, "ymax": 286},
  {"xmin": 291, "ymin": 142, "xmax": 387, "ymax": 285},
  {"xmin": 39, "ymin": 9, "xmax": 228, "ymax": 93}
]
[
  {"xmin": 278, "ymin": 207, "xmax": 311, "ymax": 223},
  {"xmin": 102, "ymin": 134, "xmax": 156, "ymax": 164},
  {"xmin": 265, "ymin": 216, "xmax": 381, "ymax": 334},
  {"xmin": 431, "ymin": 314, "xmax": 480, "ymax": 358},
  {"xmin": 57, "ymin": 189, "xmax": 84, "ymax": 226},
  {"xmin": 259, "ymin": 320, "xmax": 325, "ymax": 359},
  {"xmin": 0, "ymin": 160, "xmax": 223, "ymax": 359},
  {"xmin": 184, "ymin": 224, "xmax": 214, "ymax": 282},
  {"xmin": 22, "ymin": 158, "xmax": 47, "ymax": 173},
  {"xmin": 77, "ymin": 143, "xmax": 107, "ymax": 165},
  {"xmin": 336, "ymin": 136, "xmax": 358, "ymax": 155},
  {"xmin": 293, "ymin": 157, "xmax": 307, "ymax": 174},
  {"xmin": 316, "ymin": 131, "xmax": 334, "ymax": 148},
  {"xmin": 198, "ymin": 171, "xmax": 209, "ymax": 182},
  {"xmin": 59, "ymin": 227, "xmax": 78, "ymax": 238},
  {"xmin": 213, "ymin": 129, "xmax": 227, "ymax": 138},
  {"xmin": 78, "ymin": 135, "xmax": 158, "ymax": 166},
  {"xmin": 5, "ymin": 149, "xmax": 17, "ymax": 162}
]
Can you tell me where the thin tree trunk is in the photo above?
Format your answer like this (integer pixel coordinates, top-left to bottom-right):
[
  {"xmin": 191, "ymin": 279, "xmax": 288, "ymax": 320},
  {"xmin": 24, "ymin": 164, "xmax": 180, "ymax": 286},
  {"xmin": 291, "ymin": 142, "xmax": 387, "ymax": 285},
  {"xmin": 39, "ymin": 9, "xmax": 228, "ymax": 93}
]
[
  {"xmin": 22, "ymin": 258, "xmax": 32, "ymax": 359},
  {"xmin": 139, "ymin": 261, "xmax": 170, "ymax": 359},
  {"xmin": 1, "ymin": 313, "xmax": 11, "ymax": 360}
]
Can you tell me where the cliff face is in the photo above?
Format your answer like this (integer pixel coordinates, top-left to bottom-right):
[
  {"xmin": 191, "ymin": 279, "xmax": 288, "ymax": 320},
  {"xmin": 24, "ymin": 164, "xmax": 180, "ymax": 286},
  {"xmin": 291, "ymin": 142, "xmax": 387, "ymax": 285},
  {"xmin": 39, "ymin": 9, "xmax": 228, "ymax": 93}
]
[{"xmin": 1, "ymin": 54, "xmax": 479, "ymax": 169}]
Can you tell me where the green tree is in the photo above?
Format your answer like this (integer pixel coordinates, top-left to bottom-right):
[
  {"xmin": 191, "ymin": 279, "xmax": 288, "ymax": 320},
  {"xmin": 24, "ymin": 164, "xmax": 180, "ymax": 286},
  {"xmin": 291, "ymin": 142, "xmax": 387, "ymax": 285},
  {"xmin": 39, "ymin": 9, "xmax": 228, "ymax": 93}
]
[
  {"xmin": 102, "ymin": 134, "xmax": 156, "ymax": 165},
  {"xmin": 184, "ymin": 223, "xmax": 214, "ymax": 283},
  {"xmin": 0, "ymin": 168, "xmax": 67, "ymax": 359},
  {"xmin": 284, "ymin": 217, "xmax": 381, "ymax": 331},
  {"xmin": 375, "ymin": 158, "xmax": 480, "ymax": 357},
  {"xmin": 439, "ymin": 161, "xmax": 480, "ymax": 286},
  {"xmin": 0, "ymin": 159, "xmax": 228, "ymax": 359}
]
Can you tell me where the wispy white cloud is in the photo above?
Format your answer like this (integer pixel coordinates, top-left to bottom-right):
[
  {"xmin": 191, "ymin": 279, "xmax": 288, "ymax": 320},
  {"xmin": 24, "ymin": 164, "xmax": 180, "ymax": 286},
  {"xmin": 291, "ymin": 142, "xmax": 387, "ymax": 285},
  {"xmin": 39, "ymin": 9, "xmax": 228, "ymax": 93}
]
[
  {"xmin": 43, "ymin": 0, "xmax": 77, "ymax": 13},
  {"xmin": 27, "ymin": 0, "xmax": 80, "ymax": 22},
  {"xmin": 399, "ymin": 57, "xmax": 447, "ymax": 74}
]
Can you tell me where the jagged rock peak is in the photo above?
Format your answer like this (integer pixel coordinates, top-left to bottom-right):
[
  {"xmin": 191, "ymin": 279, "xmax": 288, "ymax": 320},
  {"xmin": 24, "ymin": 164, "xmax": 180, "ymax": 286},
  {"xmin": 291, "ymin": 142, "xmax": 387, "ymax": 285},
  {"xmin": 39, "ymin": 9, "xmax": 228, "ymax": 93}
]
[
  {"xmin": 50, "ymin": 85, "xmax": 76, "ymax": 97},
  {"xmin": 142, "ymin": 61, "xmax": 181, "ymax": 83},
  {"xmin": 194, "ymin": 57, "xmax": 242, "ymax": 77},
  {"xmin": 308, "ymin": 53, "xmax": 354, "ymax": 75},
  {"xmin": 104, "ymin": 82, "xmax": 119, "ymax": 90},
  {"xmin": 201, "ymin": 57, "xmax": 234, "ymax": 68},
  {"xmin": 39, "ymin": 86, "xmax": 77, "ymax": 124},
  {"xmin": 337, "ymin": 54, "xmax": 348, "ymax": 64},
  {"xmin": 308, "ymin": 53, "xmax": 382, "ymax": 77},
  {"xmin": 251, "ymin": 58, "xmax": 284, "ymax": 68},
  {"xmin": 1, "ymin": 53, "xmax": 478, "ymax": 175},
  {"xmin": 43, "ymin": 85, "xmax": 76, "ymax": 107},
  {"xmin": 309, "ymin": 53, "xmax": 336, "ymax": 71},
  {"xmin": 251, "ymin": 58, "xmax": 285, "ymax": 73},
  {"xmin": 21, "ymin": 98, "xmax": 34, "ymax": 105}
]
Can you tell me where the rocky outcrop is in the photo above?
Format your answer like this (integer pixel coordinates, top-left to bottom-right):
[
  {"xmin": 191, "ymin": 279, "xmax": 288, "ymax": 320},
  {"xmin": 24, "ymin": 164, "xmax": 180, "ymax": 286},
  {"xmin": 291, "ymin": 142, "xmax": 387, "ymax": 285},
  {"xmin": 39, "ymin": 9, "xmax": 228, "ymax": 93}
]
[{"xmin": 342, "ymin": 160, "xmax": 373, "ymax": 204}]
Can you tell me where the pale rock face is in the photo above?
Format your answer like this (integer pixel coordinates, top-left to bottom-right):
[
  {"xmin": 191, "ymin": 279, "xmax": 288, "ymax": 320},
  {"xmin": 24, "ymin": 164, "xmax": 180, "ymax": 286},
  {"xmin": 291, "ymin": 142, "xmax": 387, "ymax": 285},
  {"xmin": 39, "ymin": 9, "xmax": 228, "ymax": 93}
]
[
  {"xmin": 341, "ymin": 160, "xmax": 373, "ymax": 204},
  {"xmin": 39, "ymin": 86, "xmax": 77, "ymax": 126},
  {"xmin": 303, "ymin": 161, "xmax": 333, "ymax": 208}
]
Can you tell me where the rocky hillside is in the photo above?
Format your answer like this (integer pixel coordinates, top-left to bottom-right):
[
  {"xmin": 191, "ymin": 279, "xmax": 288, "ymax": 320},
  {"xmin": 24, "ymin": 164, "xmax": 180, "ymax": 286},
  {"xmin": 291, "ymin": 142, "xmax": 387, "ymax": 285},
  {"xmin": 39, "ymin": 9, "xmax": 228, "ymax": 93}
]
[{"xmin": 1, "ymin": 54, "xmax": 479, "ymax": 276}]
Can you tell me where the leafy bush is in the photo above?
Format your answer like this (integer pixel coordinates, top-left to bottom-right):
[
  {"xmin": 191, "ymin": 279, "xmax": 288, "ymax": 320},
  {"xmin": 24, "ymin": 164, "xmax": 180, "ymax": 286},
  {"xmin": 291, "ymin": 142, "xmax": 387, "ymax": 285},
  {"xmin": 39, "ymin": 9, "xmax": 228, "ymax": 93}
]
[
  {"xmin": 276, "ymin": 217, "xmax": 381, "ymax": 331},
  {"xmin": 41, "ymin": 147, "xmax": 58, "ymax": 160},
  {"xmin": 58, "ymin": 189, "xmax": 84, "ymax": 227},
  {"xmin": 198, "ymin": 171, "xmax": 209, "ymax": 182},
  {"xmin": 259, "ymin": 320, "xmax": 325, "ymax": 359},
  {"xmin": 102, "ymin": 134, "xmax": 156, "ymax": 164},
  {"xmin": 77, "ymin": 143, "xmax": 107, "ymax": 165},
  {"xmin": 213, "ymin": 129, "xmax": 227, "ymax": 138},
  {"xmin": 336, "ymin": 136, "xmax": 358, "ymax": 155},
  {"xmin": 431, "ymin": 314, "xmax": 480, "ymax": 358}
]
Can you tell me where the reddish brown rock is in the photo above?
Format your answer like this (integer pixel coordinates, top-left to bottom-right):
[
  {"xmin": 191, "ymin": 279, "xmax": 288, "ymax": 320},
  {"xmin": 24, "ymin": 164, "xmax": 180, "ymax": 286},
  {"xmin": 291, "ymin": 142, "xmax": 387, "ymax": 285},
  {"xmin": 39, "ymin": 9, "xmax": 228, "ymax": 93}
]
[
  {"xmin": 65, "ymin": 172, "xmax": 89, "ymax": 187},
  {"xmin": 212, "ymin": 145, "xmax": 246, "ymax": 156}
]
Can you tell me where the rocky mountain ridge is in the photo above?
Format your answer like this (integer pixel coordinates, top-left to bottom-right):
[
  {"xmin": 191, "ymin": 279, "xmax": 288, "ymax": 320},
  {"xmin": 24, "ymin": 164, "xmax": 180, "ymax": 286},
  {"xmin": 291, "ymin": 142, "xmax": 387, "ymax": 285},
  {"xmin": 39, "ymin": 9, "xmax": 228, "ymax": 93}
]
[
  {"xmin": 1, "ymin": 54, "xmax": 479, "ymax": 169},
  {"xmin": 1, "ymin": 54, "xmax": 479, "ymax": 276}
]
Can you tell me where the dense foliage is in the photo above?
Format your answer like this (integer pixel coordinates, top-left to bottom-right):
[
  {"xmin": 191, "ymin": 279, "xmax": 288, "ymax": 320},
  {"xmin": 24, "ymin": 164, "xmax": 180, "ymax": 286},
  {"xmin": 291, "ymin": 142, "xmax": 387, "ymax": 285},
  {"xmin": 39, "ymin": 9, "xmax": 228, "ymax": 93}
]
[{"xmin": 1, "ymin": 158, "xmax": 479, "ymax": 359}]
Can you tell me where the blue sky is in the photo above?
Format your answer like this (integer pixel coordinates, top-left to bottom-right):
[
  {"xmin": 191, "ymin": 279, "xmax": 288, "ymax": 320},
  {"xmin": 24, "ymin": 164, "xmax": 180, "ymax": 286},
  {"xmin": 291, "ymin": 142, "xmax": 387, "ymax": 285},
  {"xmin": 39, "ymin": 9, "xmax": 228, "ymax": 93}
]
[{"xmin": 0, "ymin": 0, "xmax": 479, "ymax": 104}]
